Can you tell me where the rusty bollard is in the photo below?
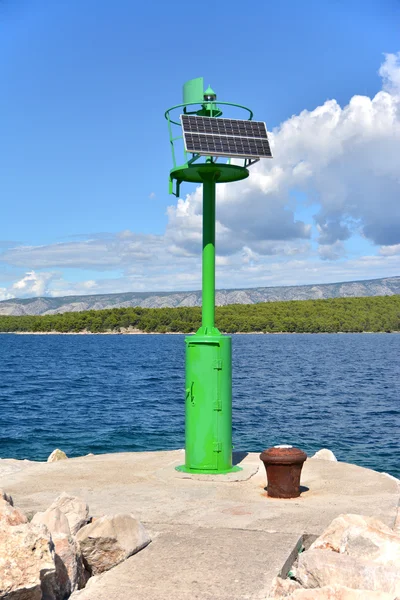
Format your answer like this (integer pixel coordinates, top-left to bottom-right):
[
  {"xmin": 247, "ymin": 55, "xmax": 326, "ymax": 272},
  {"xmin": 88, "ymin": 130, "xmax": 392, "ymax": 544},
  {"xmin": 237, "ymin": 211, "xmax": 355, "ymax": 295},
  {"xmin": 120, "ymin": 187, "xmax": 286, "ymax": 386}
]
[{"xmin": 260, "ymin": 445, "xmax": 307, "ymax": 498}]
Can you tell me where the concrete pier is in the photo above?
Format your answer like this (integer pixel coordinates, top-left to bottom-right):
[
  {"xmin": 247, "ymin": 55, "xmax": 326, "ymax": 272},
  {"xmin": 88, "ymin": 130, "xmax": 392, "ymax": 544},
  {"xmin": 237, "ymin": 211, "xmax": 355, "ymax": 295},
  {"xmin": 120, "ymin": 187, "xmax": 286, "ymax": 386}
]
[{"xmin": 1, "ymin": 451, "xmax": 399, "ymax": 599}]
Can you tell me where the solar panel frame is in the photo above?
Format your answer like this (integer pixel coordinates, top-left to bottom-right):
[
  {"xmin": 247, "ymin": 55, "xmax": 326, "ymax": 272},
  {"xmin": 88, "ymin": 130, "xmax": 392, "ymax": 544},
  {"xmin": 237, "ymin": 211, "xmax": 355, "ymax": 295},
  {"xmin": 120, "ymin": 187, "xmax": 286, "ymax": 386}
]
[
  {"xmin": 184, "ymin": 133, "xmax": 271, "ymax": 159},
  {"xmin": 181, "ymin": 115, "xmax": 268, "ymax": 138},
  {"xmin": 180, "ymin": 114, "xmax": 272, "ymax": 159}
]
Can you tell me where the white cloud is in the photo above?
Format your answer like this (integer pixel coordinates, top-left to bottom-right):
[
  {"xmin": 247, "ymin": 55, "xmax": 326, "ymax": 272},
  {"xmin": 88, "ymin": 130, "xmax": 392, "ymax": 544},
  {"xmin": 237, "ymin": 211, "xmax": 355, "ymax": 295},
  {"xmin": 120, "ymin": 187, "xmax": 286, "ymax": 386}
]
[
  {"xmin": 1, "ymin": 235, "xmax": 168, "ymax": 269},
  {"xmin": 47, "ymin": 278, "xmax": 99, "ymax": 297},
  {"xmin": 318, "ymin": 241, "xmax": 346, "ymax": 261},
  {"xmin": 379, "ymin": 51, "xmax": 400, "ymax": 94},
  {"xmin": 11, "ymin": 271, "xmax": 55, "ymax": 297},
  {"xmin": 0, "ymin": 288, "xmax": 14, "ymax": 301},
  {"xmin": 1, "ymin": 249, "xmax": 400, "ymax": 300},
  {"xmin": 1, "ymin": 271, "xmax": 101, "ymax": 299},
  {"xmin": 379, "ymin": 243, "xmax": 400, "ymax": 256},
  {"xmin": 163, "ymin": 53, "xmax": 400, "ymax": 252},
  {"xmin": 1, "ymin": 53, "xmax": 400, "ymax": 297}
]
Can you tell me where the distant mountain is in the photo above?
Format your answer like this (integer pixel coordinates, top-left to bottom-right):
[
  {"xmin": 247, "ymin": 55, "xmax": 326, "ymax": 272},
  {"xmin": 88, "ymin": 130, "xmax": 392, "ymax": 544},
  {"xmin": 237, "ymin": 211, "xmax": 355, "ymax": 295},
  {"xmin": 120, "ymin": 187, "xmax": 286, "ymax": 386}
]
[{"xmin": 0, "ymin": 276, "xmax": 399, "ymax": 317}]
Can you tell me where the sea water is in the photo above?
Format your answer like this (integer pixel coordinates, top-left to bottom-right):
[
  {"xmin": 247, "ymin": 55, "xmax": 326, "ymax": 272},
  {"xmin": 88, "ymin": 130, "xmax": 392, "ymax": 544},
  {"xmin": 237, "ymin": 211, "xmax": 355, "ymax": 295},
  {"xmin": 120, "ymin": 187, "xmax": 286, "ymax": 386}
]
[{"xmin": 0, "ymin": 333, "xmax": 399, "ymax": 478}]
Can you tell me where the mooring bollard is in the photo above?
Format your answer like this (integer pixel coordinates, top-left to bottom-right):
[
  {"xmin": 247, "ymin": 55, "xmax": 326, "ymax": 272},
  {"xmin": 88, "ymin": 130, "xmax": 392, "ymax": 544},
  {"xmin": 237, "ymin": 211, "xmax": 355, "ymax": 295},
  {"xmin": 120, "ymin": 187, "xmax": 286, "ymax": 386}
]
[{"xmin": 260, "ymin": 445, "xmax": 307, "ymax": 498}]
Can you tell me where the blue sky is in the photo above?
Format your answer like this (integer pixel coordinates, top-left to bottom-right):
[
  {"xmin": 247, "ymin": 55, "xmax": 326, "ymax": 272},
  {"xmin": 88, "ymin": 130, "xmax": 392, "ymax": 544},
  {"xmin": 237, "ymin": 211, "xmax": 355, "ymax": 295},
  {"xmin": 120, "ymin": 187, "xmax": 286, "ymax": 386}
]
[{"xmin": 1, "ymin": 0, "xmax": 400, "ymax": 298}]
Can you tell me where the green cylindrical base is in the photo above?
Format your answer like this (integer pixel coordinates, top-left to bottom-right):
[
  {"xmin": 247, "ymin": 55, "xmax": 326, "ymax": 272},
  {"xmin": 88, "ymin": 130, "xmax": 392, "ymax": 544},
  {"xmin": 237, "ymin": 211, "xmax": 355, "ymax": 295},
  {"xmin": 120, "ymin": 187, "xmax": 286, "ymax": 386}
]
[{"xmin": 178, "ymin": 334, "xmax": 238, "ymax": 474}]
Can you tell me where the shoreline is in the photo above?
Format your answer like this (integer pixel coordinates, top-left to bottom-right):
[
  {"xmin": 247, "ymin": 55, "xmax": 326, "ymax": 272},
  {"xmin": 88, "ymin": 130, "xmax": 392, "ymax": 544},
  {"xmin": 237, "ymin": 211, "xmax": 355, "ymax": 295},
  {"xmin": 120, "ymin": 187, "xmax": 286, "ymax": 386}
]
[
  {"xmin": 1, "ymin": 448, "xmax": 399, "ymax": 483},
  {"xmin": 1, "ymin": 330, "xmax": 399, "ymax": 335}
]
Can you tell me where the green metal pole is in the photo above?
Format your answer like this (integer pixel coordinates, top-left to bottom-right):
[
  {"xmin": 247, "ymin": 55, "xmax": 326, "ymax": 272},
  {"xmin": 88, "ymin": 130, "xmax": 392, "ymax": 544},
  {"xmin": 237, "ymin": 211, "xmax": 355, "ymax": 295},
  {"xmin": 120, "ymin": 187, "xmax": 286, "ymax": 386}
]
[
  {"xmin": 202, "ymin": 177, "xmax": 216, "ymax": 332},
  {"xmin": 176, "ymin": 172, "xmax": 240, "ymax": 474}
]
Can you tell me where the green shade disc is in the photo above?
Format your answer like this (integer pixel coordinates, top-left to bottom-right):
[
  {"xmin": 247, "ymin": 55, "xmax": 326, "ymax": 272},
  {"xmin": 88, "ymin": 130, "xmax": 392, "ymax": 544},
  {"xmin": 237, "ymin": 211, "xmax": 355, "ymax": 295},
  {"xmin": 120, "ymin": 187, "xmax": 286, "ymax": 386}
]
[{"xmin": 170, "ymin": 163, "xmax": 249, "ymax": 184}]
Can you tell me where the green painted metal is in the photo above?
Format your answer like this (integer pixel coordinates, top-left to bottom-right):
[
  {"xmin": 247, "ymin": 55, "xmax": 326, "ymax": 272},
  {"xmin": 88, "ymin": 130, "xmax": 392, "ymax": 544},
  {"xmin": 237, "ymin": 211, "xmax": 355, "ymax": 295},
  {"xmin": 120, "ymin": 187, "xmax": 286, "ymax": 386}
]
[
  {"xmin": 167, "ymin": 78, "xmax": 257, "ymax": 474},
  {"xmin": 183, "ymin": 77, "xmax": 204, "ymax": 105},
  {"xmin": 176, "ymin": 173, "xmax": 241, "ymax": 473},
  {"xmin": 165, "ymin": 99, "xmax": 253, "ymax": 197},
  {"xmin": 165, "ymin": 101, "xmax": 254, "ymax": 126},
  {"xmin": 200, "ymin": 176, "xmax": 218, "ymax": 336},
  {"xmin": 176, "ymin": 334, "xmax": 240, "ymax": 474},
  {"xmin": 204, "ymin": 84, "xmax": 216, "ymax": 96},
  {"xmin": 176, "ymin": 171, "xmax": 243, "ymax": 474},
  {"xmin": 170, "ymin": 163, "xmax": 249, "ymax": 185}
]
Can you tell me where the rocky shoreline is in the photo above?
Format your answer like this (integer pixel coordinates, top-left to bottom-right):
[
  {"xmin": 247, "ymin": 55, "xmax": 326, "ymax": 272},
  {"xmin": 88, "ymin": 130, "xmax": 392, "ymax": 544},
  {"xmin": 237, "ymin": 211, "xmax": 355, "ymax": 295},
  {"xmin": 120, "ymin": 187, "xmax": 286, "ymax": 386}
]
[
  {"xmin": 1, "ymin": 448, "xmax": 399, "ymax": 600},
  {"xmin": 3, "ymin": 488, "xmax": 399, "ymax": 599},
  {"xmin": 269, "ymin": 511, "xmax": 400, "ymax": 598},
  {"xmin": 0, "ymin": 489, "xmax": 151, "ymax": 599}
]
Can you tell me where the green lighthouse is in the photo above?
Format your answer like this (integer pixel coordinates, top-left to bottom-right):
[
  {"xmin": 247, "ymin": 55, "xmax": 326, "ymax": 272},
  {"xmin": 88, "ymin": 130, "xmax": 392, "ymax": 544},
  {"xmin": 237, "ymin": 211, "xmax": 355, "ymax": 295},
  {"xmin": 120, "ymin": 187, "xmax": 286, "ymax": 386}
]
[{"xmin": 165, "ymin": 78, "xmax": 272, "ymax": 474}]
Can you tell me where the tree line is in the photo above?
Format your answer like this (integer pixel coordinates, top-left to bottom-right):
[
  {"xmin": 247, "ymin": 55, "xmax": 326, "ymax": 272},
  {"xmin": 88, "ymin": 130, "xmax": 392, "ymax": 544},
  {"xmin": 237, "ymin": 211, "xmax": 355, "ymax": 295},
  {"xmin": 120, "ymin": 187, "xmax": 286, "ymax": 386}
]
[{"xmin": 0, "ymin": 295, "xmax": 399, "ymax": 334}]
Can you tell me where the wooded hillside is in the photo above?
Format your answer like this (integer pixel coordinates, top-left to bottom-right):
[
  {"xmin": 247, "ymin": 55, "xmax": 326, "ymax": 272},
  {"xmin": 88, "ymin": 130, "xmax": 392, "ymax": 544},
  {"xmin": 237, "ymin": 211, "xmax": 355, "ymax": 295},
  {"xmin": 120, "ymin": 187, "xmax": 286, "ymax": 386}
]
[{"xmin": 0, "ymin": 295, "xmax": 399, "ymax": 333}]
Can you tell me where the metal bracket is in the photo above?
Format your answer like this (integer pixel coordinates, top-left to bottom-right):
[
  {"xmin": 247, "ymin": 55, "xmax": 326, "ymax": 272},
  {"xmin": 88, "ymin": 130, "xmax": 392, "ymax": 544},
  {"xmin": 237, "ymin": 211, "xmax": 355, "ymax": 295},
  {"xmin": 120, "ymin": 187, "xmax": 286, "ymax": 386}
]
[
  {"xmin": 187, "ymin": 153, "xmax": 201, "ymax": 166},
  {"xmin": 245, "ymin": 158, "xmax": 260, "ymax": 168},
  {"xmin": 169, "ymin": 178, "xmax": 181, "ymax": 198},
  {"xmin": 213, "ymin": 442, "xmax": 222, "ymax": 452},
  {"xmin": 213, "ymin": 359, "xmax": 222, "ymax": 370}
]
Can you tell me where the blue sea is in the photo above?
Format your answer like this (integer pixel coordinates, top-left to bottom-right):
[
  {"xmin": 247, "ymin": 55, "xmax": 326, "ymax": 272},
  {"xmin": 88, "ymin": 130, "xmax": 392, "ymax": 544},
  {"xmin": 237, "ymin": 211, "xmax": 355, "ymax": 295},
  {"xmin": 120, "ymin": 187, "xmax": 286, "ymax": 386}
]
[{"xmin": 0, "ymin": 333, "xmax": 399, "ymax": 478}]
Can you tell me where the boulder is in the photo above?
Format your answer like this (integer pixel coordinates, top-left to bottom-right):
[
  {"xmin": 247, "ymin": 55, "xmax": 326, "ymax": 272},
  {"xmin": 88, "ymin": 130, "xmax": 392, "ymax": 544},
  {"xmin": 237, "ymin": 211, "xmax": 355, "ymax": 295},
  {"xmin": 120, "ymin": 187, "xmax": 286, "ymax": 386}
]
[
  {"xmin": 0, "ymin": 488, "xmax": 14, "ymax": 505},
  {"xmin": 268, "ymin": 576, "xmax": 302, "ymax": 597},
  {"xmin": 0, "ymin": 497, "xmax": 28, "ymax": 526},
  {"xmin": 76, "ymin": 513, "xmax": 151, "ymax": 574},
  {"xmin": 275, "ymin": 585, "xmax": 397, "ymax": 598},
  {"xmin": 0, "ymin": 521, "xmax": 56, "ymax": 600},
  {"xmin": 48, "ymin": 492, "xmax": 89, "ymax": 535},
  {"xmin": 53, "ymin": 533, "xmax": 86, "ymax": 597},
  {"xmin": 310, "ymin": 514, "xmax": 400, "ymax": 564},
  {"xmin": 32, "ymin": 507, "xmax": 71, "ymax": 536},
  {"xmin": 394, "ymin": 510, "xmax": 400, "ymax": 535},
  {"xmin": 294, "ymin": 549, "xmax": 400, "ymax": 595},
  {"xmin": 48, "ymin": 449, "xmax": 68, "ymax": 462},
  {"xmin": 310, "ymin": 449, "xmax": 337, "ymax": 461},
  {"xmin": 69, "ymin": 574, "xmax": 103, "ymax": 599},
  {"xmin": 344, "ymin": 527, "xmax": 400, "ymax": 565}
]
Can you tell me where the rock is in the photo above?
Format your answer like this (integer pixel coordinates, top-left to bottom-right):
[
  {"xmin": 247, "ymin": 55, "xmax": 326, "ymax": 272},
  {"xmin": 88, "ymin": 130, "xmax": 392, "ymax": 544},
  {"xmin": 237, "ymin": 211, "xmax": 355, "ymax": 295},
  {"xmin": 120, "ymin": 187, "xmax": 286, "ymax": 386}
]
[
  {"xmin": 268, "ymin": 576, "xmax": 302, "ymax": 596},
  {"xmin": 394, "ymin": 509, "xmax": 400, "ymax": 535},
  {"xmin": 0, "ymin": 521, "xmax": 56, "ymax": 599},
  {"xmin": 0, "ymin": 497, "xmax": 28, "ymax": 526},
  {"xmin": 89, "ymin": 516, "xmax": 102, "ymax": 523},
  {"xmin": 53, "ymin": 533, "xmax": 86, "ymax": 597},
  {"xmin": 294, "ymin": 549, "xmax": 400, "ymax": 595},
  {"xmin": 69, "ymin": 586, "xmax": 89, "ymax": 598},
  {"xmin": 32, "ymin": 507, "xmax": 71, "ymax": 536},
  {"xmin": 48, "ymin": 492, "xmax": 89, "ymax": 535},
  {"xmin": 275, "ymin": 585, "xmax": 397, "ymax": 598},
  {"xmin": 48, "ymin": 449, "xmax": 68, "ymax": 462},
  {"xmin": 0, "ymin": 488, "xmax": 14, "ymax": 505},
  {"xmin": 0, "ymin": 488, "xmax": 27, "ymax": 526},
  {"xmin": 345, "ymin": 528, "xmax": 400, "ymax": 565},
  {"xmin": 69, "ymin": 574, "xmax": 103, "ymax": 599},
  {"xmin": 311, "ymin": 449, "xmax": 337, "ymax": 461},
  {"xmin": 310, "ymin": 514, "xmax": 395, "ymax": 552},
  {"xmin": 76, "ymin": 513, "xmax": 151, "ymax": 575},
  {"xmin": 310, "ymin": 513, "xmax": 400, "ymax": 564}
]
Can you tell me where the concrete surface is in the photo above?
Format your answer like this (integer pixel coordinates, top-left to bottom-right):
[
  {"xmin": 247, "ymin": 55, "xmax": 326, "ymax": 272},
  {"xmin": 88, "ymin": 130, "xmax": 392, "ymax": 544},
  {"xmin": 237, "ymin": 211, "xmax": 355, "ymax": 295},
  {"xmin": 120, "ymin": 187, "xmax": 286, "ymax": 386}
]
[{"xmin": 0, "ymin": 451, "xmax": 399, "ymax": 600}]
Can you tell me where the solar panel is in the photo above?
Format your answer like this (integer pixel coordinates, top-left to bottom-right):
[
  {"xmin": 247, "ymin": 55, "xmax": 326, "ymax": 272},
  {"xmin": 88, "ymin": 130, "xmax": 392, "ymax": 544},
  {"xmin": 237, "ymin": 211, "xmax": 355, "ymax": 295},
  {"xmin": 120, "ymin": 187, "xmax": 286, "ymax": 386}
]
[{"xmin": 181, "ymin": 115, "xmax": 272, "ymax": 159}]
